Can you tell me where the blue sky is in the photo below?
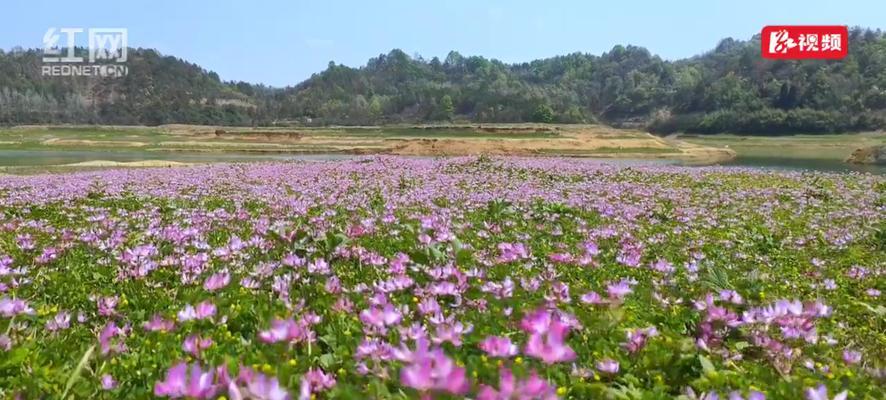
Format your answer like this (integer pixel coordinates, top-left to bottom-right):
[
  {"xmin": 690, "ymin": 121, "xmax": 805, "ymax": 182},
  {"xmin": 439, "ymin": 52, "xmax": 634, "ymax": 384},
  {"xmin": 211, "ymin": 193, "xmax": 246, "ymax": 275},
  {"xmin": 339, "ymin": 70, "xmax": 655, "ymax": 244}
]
[{"xmin": 2, "ymin": 0, "xmax": 883, "ymax": 86}]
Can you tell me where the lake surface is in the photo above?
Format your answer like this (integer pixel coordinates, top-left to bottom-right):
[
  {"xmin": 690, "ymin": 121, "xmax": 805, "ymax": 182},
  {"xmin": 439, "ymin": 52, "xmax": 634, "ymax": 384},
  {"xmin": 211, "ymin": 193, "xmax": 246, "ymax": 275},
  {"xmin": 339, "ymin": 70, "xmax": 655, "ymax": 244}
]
[
  {"xmin": 722, "ymin": 156, "xmax": 886, "ymax": 174},
  {"xmin": 0, "ymin": 149, "xmax": 882, "ymax": 175}
]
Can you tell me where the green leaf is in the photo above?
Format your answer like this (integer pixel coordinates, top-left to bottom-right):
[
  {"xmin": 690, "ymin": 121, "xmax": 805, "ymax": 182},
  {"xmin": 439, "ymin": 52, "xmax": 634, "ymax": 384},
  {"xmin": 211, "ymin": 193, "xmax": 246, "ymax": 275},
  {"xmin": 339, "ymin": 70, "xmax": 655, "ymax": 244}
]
[
  {"xmin": 0, "ymin": 345, "xmax": 29, "ymax": 368},
  {"xmin": 699, "ymin": 354, "xmax": 716, "ymax": 375},
  {"xmin": 62, "ymin": 345, "xmax": 95, "ymax": 399},
  {"xmin": 853, "ymin": 300, "xmax": 886, "ymax": 316},
  {"xmin": 319, "ymin": 353, "xmax": 336, "ymax": 368}
]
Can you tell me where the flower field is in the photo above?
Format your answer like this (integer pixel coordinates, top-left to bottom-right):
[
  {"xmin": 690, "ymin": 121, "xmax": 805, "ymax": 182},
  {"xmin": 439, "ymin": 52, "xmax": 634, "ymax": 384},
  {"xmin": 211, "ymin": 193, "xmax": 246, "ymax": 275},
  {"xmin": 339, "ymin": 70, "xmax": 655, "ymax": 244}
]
[{"xmin": 0, "ymin": 157, "xmax": 883, "ymax": 399}]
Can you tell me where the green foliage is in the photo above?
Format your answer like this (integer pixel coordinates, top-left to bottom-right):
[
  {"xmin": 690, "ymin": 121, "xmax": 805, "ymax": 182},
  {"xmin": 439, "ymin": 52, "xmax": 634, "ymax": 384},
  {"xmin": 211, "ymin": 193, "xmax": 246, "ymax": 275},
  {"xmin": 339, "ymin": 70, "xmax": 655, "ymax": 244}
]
[
  {"xmin": 532, "ymin": 104, "xmax": 554, "ymax": 123},
  {"xmin": 1, "ymin": 29, "xmax": 886, "ymax": 133}
]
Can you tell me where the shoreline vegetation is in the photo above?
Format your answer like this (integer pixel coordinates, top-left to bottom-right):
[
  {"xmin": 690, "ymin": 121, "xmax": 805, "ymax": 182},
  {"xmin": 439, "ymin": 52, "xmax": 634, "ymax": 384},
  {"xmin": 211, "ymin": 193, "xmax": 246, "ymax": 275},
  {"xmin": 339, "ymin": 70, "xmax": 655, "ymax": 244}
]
[
  {"xmin": 0, "ymin": 124, "xmax": 883, "ymax": 172},
  {"xmin": 0, "ymin": 124, "xmax": 741, "ymax": 170}
]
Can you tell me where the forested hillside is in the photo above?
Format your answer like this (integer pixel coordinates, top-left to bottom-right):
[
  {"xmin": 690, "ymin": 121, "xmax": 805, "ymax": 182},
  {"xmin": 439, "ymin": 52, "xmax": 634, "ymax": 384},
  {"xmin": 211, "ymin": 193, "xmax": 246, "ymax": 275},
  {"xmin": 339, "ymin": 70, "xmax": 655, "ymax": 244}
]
[{"xmin": 1, "ymin": 28, "xmax": 885, "ymax": 133}]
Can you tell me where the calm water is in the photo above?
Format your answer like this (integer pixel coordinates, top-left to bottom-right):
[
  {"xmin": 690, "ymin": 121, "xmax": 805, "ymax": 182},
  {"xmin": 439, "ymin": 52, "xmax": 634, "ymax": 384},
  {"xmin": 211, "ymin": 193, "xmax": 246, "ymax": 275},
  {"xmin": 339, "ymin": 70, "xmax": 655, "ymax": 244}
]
[
  {"xmin": 0, "ymin": 149, "xmax": 883, "ymax": 175},
  {"xmin": 722, "ymin": 156, "xmax": 886, "ymax": 175}
]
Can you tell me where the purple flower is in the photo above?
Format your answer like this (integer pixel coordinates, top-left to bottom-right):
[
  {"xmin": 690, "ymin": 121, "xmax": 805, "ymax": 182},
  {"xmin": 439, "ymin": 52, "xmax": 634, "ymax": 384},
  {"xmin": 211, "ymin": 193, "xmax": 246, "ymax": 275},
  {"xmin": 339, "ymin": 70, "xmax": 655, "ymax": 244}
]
[
  {"xmin": 842, "ymin": 349, "xmax": 861, "ymax": 365},
  {"xmin": 580, "ymin": 291, "xmax": 605, "ymax": 305},
  {"xmin": 303, "ymin": 368, "xmax": 336, "ymax": 393},
  {"xmin": 178, "ymin": 305, "xmax": 198, "ymax": 321},
  {"xmin": 497, "ymin": 242, "xmax": 530, "ymax": 263},
  {"xmin": 101, "ymin": 374, "xmax": 117, "ymax": 390},
  {"xmin": 479, "ymin": 336, "xmax": 518, "ymax": 358},
  {"xmin": 46, "ymin": 311, "xmax": 71, "ymax": 332},
  {"xmin": 0, "ymin": 297, "xmax": 34, "ymax": 317},
  {"xmin": 606, "ymin": 280, "xmax": 633, "ymax": 301},
  {"xmin": 623, "ymin": 326, "xmax": 658, "ymax": 354},
  {"xmin": 99, "ymin": 321, "xmax": 127, "ymax": 355},
  {"xmin": 718, "ymin": 290, "xmax": 744, "ymax": 304},
  {"xmin": 729, "ymin": 391, "xmax": 766, "ymax": 400},
  {"xmin": 595, "ymin": 358, "xmax": 619, "ymax": 374},
  {"xmin": 804, "ymin": 384, "xmax": 847, "ymax": 400},
  {"xmin": 143, "ymin": 314, "xmax": 176, "ymax": 332},
  {"xmin": 649, "ymin": 258, "xmax": 674, "ymax": 274},
  {"xmin": 0, "ymin": 334, "xmax": 11, "ymax": 351},
  {"xmin": 97, "ymin": 296, "xmax": 119, "ymax": 316},
  {"xmin": 196, "ymin": 301, "xmax": 217, "ymax": 319},
  {"xmin": 203, "ymin": 270, "xmax": 231, "ymax": 292}
]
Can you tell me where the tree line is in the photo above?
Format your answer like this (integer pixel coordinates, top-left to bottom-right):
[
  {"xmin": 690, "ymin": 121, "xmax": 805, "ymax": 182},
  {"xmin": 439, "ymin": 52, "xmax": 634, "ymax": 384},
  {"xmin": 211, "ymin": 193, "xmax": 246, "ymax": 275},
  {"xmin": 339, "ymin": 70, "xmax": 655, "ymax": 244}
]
[{"xmin": 1, "ymin": 28, "xmax": 884, "ymax": 134}]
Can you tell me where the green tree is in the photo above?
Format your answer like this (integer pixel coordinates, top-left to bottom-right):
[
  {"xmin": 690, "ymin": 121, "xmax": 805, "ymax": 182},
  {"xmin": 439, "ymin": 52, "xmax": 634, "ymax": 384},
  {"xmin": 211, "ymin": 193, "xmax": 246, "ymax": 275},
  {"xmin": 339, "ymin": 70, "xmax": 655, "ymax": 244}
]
[
  {"xmin": 532, "ymin": 104, "xmax": 554, "ymax": 123},
  {"xmin": 439, "ymin": 95, "xmax": 454, "ymax": 121}
]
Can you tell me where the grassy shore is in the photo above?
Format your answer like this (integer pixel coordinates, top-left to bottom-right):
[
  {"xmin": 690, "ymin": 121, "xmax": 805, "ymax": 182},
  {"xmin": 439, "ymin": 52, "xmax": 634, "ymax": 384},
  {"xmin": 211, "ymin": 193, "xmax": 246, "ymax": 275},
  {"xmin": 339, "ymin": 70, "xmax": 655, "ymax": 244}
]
[
  {"xmin": 677, "ymin": 132, "xmax": 886, "ymax": 161},
  {"xmin": 0, "ymin": 124, "xmax": 736, "ymax": 169}
]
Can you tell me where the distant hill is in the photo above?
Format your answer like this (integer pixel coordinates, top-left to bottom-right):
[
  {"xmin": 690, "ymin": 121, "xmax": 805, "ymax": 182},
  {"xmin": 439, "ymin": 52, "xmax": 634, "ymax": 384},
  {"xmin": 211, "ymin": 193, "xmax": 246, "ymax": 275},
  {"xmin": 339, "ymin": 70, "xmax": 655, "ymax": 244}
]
[{"xmin": 1, "ymin": 27, "xmax": 885, "ymax": 134}]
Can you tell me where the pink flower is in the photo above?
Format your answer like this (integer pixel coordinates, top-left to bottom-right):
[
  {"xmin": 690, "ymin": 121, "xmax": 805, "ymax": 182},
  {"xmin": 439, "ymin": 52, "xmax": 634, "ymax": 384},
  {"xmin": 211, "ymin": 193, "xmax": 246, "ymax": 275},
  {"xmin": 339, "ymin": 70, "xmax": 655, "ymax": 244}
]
[
  {"xmin": 649, "ymin": 258, "xmax": 674, "ymax": 274},
  {"xmin": 303, "ymin": 368, "xmax": 336, "ymax": 393},
  {"xmin": 521, "ymin": 308, "xmax": 576, "ymax": 364},
  {"xmin": 143, "ymin": 314, "xmax": 176, "ymax": 332},
  {"xmin": 432, "ymin": 319, "xmax": 472, "ymax": 347},
  {"xmin": 520, "ymin": 308, "xmax": 554, "ymax": 335},
  {"xmin": 623, "ymin": 326, "xmax": 658, "ymax": 354},
  {"xmin": 257, "ymin": 317, "xmax": 315, "ymax": 344},
  {"xmin": 178, "ymin": 305, "xmax": 198, "ymax": 321},
  {"xmin": 400, "ymin": 347, "xmax": 469, "ymax": 396},
  {"xmin": 417, "ymin": 297, "xmax": 441, "ymax": 316},
  {"xmin": 580, "ymin": 291, "xmax": 605, "ymax": 305},
  {"xmin": 479, "ymin": 336, "xmax": 518, "ymax": 358},
  {"xmin": 497, "ymin": 242, "xmax": 530, "ymax": 263},
  {"xmin": 99, "ymin": 321, "xmax": 127, "ymax": 355},
  {"xmin": 178, "ymin": 301, "xmax": 216, "ymax": 322},
  {"xmin": 359, "ymin": 304, "xmax": 402, "ymax": 332},
  {"xmin": 97, "ymin": 296, "xmax": 119, "ymax": 316},
  {"xmin": 393, "ymin": 337, "xmax": 431, "ymax": 363},
  {"xmin": 183, "ymin": 335, "xmax": 213, "ymax": 357},
  {"xmin": 477, "ymin": 368, "xmax": 557, "ymax": 400},
  {"xmin": 154, "ymin": 362, "xmax": 219, "ymax": 399},
  {"xmin": 0, "ymin": 334, "xmax": 11, "ymax": 351},
  {"xmin": 203, "ymin": 270, "xmax": 231, "ymax": 292},
  {"xmin": 234, "ymin": 368, "xmax": 291, "ymax": 400},
  {"xmin": 606, "ymin": 280, "xmax": 633, "ymax": 301},
  {"xmin": 196, "ymin": 301, "xmax": 217, "ymax": 319}
]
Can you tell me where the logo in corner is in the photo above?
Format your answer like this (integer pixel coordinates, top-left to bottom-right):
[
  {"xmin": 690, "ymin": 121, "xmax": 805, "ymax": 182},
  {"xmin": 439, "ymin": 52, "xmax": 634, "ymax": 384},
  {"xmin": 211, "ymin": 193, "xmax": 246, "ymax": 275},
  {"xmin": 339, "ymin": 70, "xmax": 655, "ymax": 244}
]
[{"xmin": 761, "ymin": 25, "xmax": 847, "ymax": 60}]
